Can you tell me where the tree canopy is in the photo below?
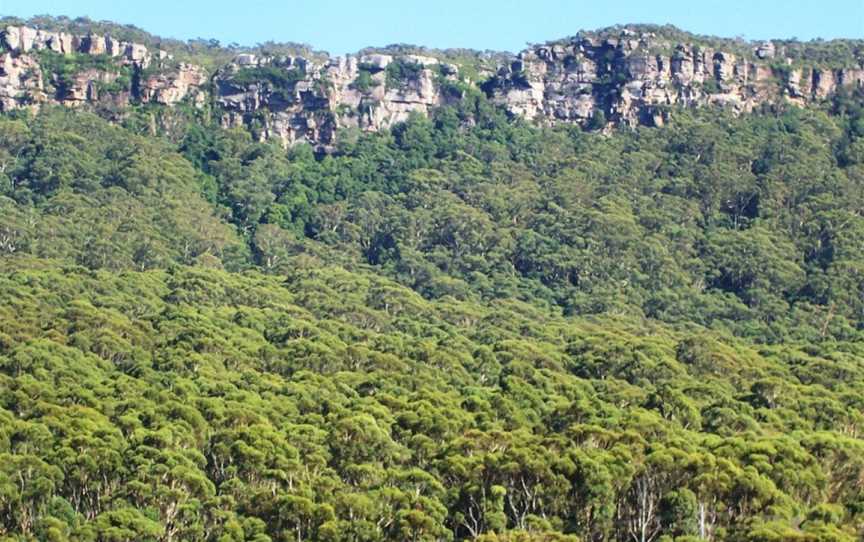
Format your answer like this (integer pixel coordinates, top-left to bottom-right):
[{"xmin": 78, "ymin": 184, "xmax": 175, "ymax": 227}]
[{"xmin": 0, "ymin": 87, "xmax": 863, "ymax": 541}]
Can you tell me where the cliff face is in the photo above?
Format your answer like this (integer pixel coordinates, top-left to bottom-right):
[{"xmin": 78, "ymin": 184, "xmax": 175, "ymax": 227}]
[
  {"xmin": 1, "ymin": 24, "xmax": 862, "ymax": 147},
  {"xmin": 488, "ymin": 31, "xmax": 864, "ymax": 128},
  {"xmin": 0, "ymin": 25, "xmax": 200, "ymax": 111},
  {"xmin": 213, "ymin": 52, "xmax": 460, "ymax": 147}
]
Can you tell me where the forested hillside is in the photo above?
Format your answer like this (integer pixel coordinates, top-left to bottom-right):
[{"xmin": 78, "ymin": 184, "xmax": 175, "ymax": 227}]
[{"xmin": 0, "ymin": 50, "xmax": 863, "ymax": 541}]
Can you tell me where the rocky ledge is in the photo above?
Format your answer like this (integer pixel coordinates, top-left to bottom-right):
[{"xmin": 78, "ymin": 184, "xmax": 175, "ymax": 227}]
[
  {"xmin": 488, "ymin": 30, "xmax": 864, "ymax": 128},
  {"xmin": 1, "ymin": 24, "xmax": 862, "ymax": 148}
]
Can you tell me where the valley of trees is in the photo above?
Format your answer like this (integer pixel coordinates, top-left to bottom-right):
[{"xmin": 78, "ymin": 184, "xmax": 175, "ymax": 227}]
[{"xmin": 0, "ymin": 82, "xmax": 863, "ymax": 541}]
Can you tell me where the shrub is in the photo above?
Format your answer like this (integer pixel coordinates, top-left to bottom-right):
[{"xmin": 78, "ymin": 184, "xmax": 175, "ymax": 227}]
[
  {"xmin": 352, "ymin": 68, "xmax": 378, "ymax": 92},
  {"xmin": 230, "ymin": 65, "xmax": 306, "ymax": 87},
  {"xmin": 35, "ymin": 50, "xmax": 119, "ymax": 96},
  {"xmin": 385, "ymin": 58, "xmax": 423, "ymax": 89}
]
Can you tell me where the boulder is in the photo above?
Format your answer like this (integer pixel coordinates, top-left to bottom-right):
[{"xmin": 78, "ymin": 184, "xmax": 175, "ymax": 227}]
[
  {"xmin": 126, "ymin": 43, "xmax": 150, "ymax": 65},
  {"xmin": 404, "ymin": 54, "xmax": 438, "ymax": 67},
  {"xmin": 140, "ymin": 63, "xmax": 207, "ymax": 105},
  {"xmin": 755, "ymin": 41, "xmax": 776, "ymax": 59},
  {"xmin": 359, "ymin": 54, "xmax": 392, "ymax": 70},
  {"xmin": 234, "ymin": 53, "xmax": 257, "ymax": 66}
]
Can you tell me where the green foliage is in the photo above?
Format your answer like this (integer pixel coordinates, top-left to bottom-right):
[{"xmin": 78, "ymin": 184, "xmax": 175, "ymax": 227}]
[
  {"xmin": 228, "ymin": 65, "xmax": 307, "ymax": 102},
  {"xmin": 770, "ymin": 62, "xmax": 794, "ymax": 88},
  {"xmin": 702, "ymin": 78, "xmax": 723, "ymax": 94},
  {"xmin": 165, "ymin": 90, "xmax": 864, "ymax": 344},
  {"xmin": 353, "ymin": 65, "xmax": 380, "ymax": 92},
  {"xmin": 386, "ymin": 58, "xmax": 424, "ymax": 89},
  {"xmin": 359, "ymin": 44, "xmax": 508, "ymax": 83},
  {"xmin": 0, "ymin": 259, "xmax": 860, "ymax": 541},
  {"xmin": 34, "ymin": 50, "xmax": 128, "ymax": 97},
  {"xmin": 558, "ymin": 24, "xmax": 864, "ymax": 68},
  {"xmin": 0, "ymin": 63, "xmax": 863, "ymax": 542},
  {"xmin": 587, "ymin": 108, "xmax": 607, "ymax": 130},
  {"xmin": 95, "ymin": 69, "xmax": 134, "ymax": 95},
  {"xmin": 0, "ymin": 108, "xmax": 246, "ymax": 270},
  {"xmin": 774, "ymin": 38, "xmax": 864, "ymax": 69},
  {"xmin": 229, "ymin": 65, "xmax": 307, "ymax": 87},
  {"xmin": 1, "ymin": 15, "xmax": 327, "ymax": 69}
]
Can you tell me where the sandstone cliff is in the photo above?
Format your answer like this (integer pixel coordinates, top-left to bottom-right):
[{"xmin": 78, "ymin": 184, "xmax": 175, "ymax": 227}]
[
  {"xmin": 213, "ymin": 52, "xmax": 461, "ymax": 147},
  {"xmin": 487, "ymin": 29, "xmax": 864, "ymax": 128},
  {"xmin": 1, "ymin": 23, "xmax": 862, "ymax": 148}
]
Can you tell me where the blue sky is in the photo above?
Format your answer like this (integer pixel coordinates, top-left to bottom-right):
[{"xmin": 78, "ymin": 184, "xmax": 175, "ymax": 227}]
[{"xmin": 1, "ymin": 0, "xmax": 862, "ymax": 54}]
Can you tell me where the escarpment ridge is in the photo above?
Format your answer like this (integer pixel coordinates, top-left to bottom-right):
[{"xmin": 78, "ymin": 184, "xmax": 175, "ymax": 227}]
[{"xmin": 1, "ymin": 20, "xmax": 862, "ymax": 147}]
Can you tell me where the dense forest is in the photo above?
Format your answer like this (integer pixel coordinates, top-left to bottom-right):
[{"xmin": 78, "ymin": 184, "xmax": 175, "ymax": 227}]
[{"xmin": 0, "ymin": 67, "xmax": 863, "ymax": 541}]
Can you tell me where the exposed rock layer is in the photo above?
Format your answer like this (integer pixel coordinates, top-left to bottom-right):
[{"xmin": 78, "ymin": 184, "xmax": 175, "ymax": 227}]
[
  {"xmin": 487, "ymin": 33, "xmax": 864, "ymax": 128},
  {"xmin": 1, "ymin": 24, "xmax": 862, "ymax": 147}
]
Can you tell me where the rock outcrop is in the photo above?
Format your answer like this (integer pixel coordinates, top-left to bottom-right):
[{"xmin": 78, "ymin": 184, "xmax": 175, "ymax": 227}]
[
  {"xmin": 0, "ymin": 51, "xmax": 43, "ymax": 111},
  {"xmin": 139, "ymin": 63, "xmax": 208, "ymax": 106},
  {"xmin": 487, "ymin": 31, "xmax": 864, "ymax": 128},
  {"xmin": 1, "ymin": 24, "xmax": 862, "ymax": 148},
  {"xmin": 0, "ymin": 24, "xmax": 180, "ymax": 110},
  {"xmin": 213, "ymin": 52, "xmax": 459, "ymax": 147},
  {"xmin": 2, "ymin": 25, "xmax": 157, "ymax": 66}
]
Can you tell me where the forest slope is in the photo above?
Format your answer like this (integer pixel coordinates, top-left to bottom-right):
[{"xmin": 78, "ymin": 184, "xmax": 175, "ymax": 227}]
[{"xmin": 0, "ymin": 30, "xmax": 862, "ymax": 541}]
